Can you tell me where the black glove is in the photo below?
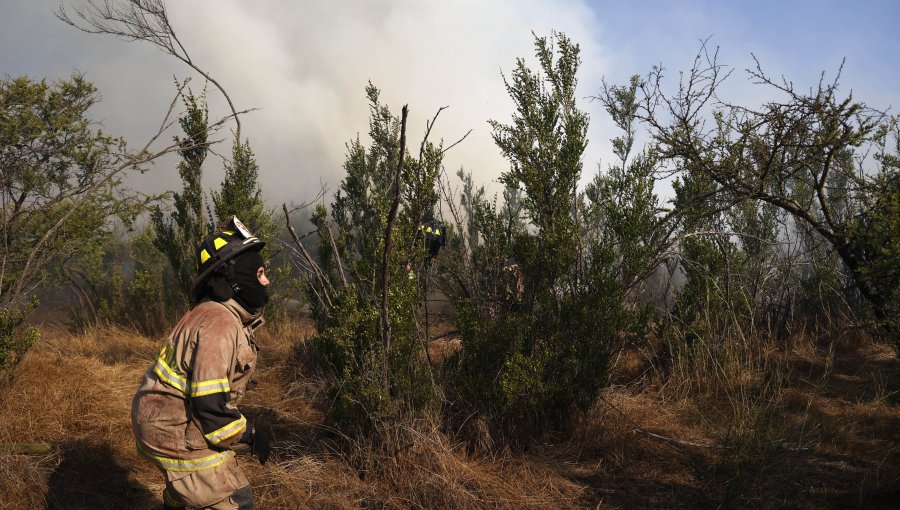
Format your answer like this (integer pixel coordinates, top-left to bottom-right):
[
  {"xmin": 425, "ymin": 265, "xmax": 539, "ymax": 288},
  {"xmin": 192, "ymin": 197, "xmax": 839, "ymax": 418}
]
[{"xmin": 239, "ymin": 423, "xmax": 272, "ymax": 465}]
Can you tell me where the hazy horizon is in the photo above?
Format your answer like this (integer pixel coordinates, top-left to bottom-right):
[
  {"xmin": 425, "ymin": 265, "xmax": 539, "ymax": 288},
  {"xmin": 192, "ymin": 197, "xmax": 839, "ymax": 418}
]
[{"xmin": 3, "ymin": 0, "xmax": 898, "ymax": 210}]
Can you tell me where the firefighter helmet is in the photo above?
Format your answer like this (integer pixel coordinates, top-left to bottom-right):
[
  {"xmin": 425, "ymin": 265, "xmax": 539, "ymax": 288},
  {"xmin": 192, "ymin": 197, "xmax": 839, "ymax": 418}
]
[
  {"xmin": 191, "ymin": 216, "xmax": 265, "ymax": 298},
  {"xmin": 416, "ymin": 221, "xmax": 447, "ymax": 258}
]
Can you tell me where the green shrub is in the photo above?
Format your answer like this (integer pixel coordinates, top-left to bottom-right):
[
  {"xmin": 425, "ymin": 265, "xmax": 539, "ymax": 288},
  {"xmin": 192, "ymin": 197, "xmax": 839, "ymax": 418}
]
[
  {"xmin": 0, "ymin": 300, "xmax": 40, "ymax": 381},
  {"xmin": 57, "ymin": 225, "xmax": 183, "ymax": 336},
  {"xmin": 296, "ymin": 83, "xmax": 443, "ymax": 442},
  {"xmin": 308, "ymin": 281, "xmax": 434, "ymax": 437},
  {"xmin": 443, "ymin": 33, "xmax": 654, "ymax": 443}
]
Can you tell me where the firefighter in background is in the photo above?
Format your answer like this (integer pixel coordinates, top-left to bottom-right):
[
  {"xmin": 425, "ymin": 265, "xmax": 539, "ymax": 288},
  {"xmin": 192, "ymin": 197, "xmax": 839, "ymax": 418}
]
[{"xmin": 132, "ymin": 217, "xmax": 271, "ymax": 510}]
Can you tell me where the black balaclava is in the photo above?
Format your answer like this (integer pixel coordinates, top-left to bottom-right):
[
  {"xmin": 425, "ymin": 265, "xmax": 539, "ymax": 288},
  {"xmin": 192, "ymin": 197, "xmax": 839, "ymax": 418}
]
[
  {"xmin": 204, "ymin": 273, "xmax": 234, "ymax": 303},
  {"xmin": 229, "ymin": 250, "xmax": 269, "ymax": 313}
]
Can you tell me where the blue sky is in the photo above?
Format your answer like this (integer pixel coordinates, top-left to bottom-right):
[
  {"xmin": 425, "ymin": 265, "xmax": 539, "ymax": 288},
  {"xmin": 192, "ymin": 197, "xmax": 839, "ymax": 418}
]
[
  {"xmin": 2, "ymin": 1, "xmax": 898, "ymax": 204},
  {"xmin": 589, "ymin": 0, "xmax": 899, "ymax": 107}
]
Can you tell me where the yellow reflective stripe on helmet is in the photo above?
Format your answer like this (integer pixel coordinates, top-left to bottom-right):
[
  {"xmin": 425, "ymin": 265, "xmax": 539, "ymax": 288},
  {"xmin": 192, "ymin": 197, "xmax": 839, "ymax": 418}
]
[
  {"xmin": 222, "ymin": 230, "xmax": 235, "ymax": 235},
  {"xmin": 204, "ymin": 415, "xmax": 247, "ymax": 445},
  {"xmin": 199, "ymin": 249, "xmax": 211, "ymax": 264},
  {"xmin": 213, "ymin": 237, "xmax": 228, "ymax": 250},
  {"xmin": 136, "ymin": 443, "xmax": 233, "ymax": 472},
  {"xmin": 190, "ymin": 378, "xmax": 230, "ymax": 397}
]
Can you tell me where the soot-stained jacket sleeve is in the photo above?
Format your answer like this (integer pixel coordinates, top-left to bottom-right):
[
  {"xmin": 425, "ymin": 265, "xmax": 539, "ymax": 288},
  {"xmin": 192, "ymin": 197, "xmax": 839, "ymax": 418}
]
[{"xmin": 188, "ymin": 322, "xmax": 247, "ymax": 449}]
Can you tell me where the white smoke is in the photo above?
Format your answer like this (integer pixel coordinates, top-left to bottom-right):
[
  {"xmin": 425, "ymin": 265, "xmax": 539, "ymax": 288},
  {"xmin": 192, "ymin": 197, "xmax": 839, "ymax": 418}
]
[
  {"xmin": 162, "ymin": 0, "xmax": 611, "ymax": 204},
  {"xmin": 8, "ymin": 2, "xmax": 893, "ymax": 209},
  {"xmin": 2, "ymin": 0, "xmax": 611, "ymax": 206}
]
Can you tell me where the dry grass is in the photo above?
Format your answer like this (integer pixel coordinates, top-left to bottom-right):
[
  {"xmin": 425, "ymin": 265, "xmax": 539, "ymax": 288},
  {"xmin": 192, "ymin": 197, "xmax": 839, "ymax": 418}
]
[
  {"xmin": 0, "ymin": 321, "xmax": 585, "ymax": 509},
  {"xmin": 0, "ymin": 319, "xmax": 897, "ymax": 509},
  {"xmin": 563, "ymin": 329, "xmax": 900, "ymax": 509},
  {"xmin": 0, "ymin": 326, "xmax": 161, "ymax": 509}
]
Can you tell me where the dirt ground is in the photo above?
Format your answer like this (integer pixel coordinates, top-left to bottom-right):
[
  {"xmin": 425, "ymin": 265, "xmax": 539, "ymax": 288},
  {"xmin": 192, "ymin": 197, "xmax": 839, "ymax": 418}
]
[{"xmin": 0, "ymin": 320, "xmax": 896, "ymax": 509}]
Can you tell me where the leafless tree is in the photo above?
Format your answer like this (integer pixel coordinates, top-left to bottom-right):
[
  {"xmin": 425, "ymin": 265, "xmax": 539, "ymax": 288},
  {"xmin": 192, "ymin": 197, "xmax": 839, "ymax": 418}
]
[
  {"xmin": 56, "ymin": 0, "xmax": 244, "ymax": 141},
  {"xmin": 634, "ymin": 41, "xmax": 898, "ymax": 333}
]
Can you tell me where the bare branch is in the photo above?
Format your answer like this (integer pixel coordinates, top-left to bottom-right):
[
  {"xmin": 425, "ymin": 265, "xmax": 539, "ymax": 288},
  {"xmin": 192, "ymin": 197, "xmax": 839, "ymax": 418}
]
[
  {"xmin": 283, "ymin": 203, "xmax": 332, "ymax": 309},
  {"xmin": 439, "ymin": 128, "xmax": 474, "ymax": 156},
  {"xmin": 286, "ymin": 182, "xmax": 328, "ymax": 216},
  {"xmin": 419, "ymin": 105, "xmax": 447, "ymax": 162},
  {"xmin": 57, "ymin": 0, "xmax": 244, "ymax": 141}
]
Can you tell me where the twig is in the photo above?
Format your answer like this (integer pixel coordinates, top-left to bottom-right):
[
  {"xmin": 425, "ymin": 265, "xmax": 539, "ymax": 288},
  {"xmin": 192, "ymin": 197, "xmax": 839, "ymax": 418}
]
[
  {"xmin": 285, "ymin": 183, "xmax": 328, "ymax": 216},
  {"xmin": 439, "ymin": 128, "xmax": 473, "ymax": 156},
  {"xmin": 322, "ymin": 223, "xmax": 348, "ymax": 288},
  {"xmin": 0, "ymin": 443, "xmax": 53, "ymax": 455},
  {"xmin": 283, "ymin": 203, "xmax": 332, "ymax": 309}
]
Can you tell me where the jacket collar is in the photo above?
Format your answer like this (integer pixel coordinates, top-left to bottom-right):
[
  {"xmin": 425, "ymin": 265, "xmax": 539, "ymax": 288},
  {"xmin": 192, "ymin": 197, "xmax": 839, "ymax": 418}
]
[{"xmin": 216, "ymin": 298, "xmax": 265, "ymax": 334}]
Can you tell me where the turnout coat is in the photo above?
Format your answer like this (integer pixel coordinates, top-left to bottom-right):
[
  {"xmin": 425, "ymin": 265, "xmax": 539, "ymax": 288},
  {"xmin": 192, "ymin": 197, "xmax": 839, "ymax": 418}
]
[{"xmin": 132, "ymin": 298, "xmax": 261, "ymax": 473}]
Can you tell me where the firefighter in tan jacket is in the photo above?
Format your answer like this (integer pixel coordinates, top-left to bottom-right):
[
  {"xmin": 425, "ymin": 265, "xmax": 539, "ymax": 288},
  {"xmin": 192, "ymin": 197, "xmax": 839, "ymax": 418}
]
[{"xmin": 132, "ymin": 217, "xmax": 271, "ymax": 510}]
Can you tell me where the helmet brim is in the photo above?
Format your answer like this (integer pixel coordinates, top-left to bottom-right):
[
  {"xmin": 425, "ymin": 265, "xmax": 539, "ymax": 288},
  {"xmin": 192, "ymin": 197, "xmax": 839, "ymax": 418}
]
[{"xmin": 190, "ymin": 240, "xmax": 265, "ymax": 300}]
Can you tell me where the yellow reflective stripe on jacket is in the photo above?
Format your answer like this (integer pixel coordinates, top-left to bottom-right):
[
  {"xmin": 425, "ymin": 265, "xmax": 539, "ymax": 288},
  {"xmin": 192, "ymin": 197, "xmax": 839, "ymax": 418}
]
[
  {"xmin": 136, "ymin": 444, "xmax": 233, "ymax": 472},
  {"xmin": 204, "ymin": 415, "xmax": 247, "ymax": 445},
  {"xmin": 153, "ymin": 359, "xmax": 187, "ymax": 393},
  {"xmin": 190, "ymin": 378, "xmax": 230, "ymax": 397},
  {"xmin": 153, "ymin": 342, "xmax": 188, "ymax": 393},
  {"xmin": 153, "ymin": 343, "xmax": 234, "ymax": 398}
]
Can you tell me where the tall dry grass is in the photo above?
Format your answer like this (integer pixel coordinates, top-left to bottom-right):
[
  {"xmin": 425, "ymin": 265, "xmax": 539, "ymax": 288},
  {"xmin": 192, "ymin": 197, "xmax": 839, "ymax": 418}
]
[
  {"xmin": 0, "ymin": 326, "xmax": 161, "ymax": 509},
  {"xmin": 0, "ymin": 315, "xmax": 896, "ymax": 509},
  {"xmin": 621, "ymin": 305, "xmax": 900, "ymax": 508},
  {"xmin": 0, "ymin": 322, "xmax": 588, "ymax": 509}
]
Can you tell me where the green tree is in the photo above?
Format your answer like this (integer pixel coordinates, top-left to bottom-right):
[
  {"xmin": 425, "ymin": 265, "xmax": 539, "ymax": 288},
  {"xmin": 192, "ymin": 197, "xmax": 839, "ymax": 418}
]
[
  {"xmin": 588, "ymin": 75, "xmax": 679, "ymax": 296},
  {"xmin": 448, "ymin": 32, "xmax": 641, "ymax": 443},
  {"xmin": 329, "ymin": 83, "xmax": 408, "ymax": 300},
  {"xmin": 639, "ymin": 49, "xmax": 900, "ymax": 345},
  {"xmin": 211, "ymin": 139, "xmax": 277, "ymax": 248},
  {"xmin": 211, "ymin": 138, "xmax": 283, "ymax": 317},
  {"xmin": 489, "ymin": 32, "xmax": 587, "ymax": 287},
  {"xmin": 152, "ymin": 86, "xmax": 279, "ymax": 304},
  {"xmin": 55, "ymin": 223, "xmax": 182, "ymax": 336},
  {"xmin": 0, "ymin": 74, "xmax": 150, "ymax": 376},
  {"xmin": 298, "ymin": 83, "xmax": 445, "ymax": 440},
  {"xmin": 151, "ymin": 88, "xmax": 211, "ymax": 299}
]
